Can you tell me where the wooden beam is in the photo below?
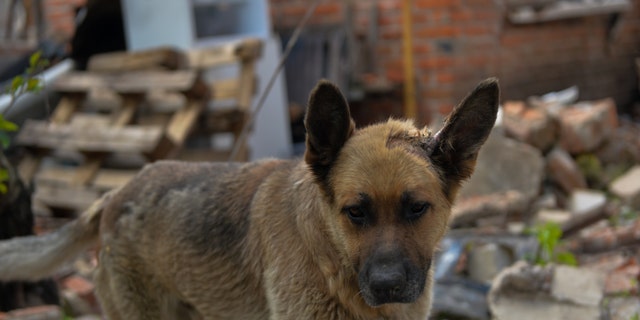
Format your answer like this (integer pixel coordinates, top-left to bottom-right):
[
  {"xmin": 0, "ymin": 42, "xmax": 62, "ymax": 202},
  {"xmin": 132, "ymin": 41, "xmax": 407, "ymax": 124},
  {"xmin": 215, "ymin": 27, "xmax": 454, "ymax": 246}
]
[
  {"xmin": 87, "ymin": 47, "xmax": 184, "ymax": 72},
  {"xmin": 16, "ymin": 120, "xmax": 166, "ymax": 154}
]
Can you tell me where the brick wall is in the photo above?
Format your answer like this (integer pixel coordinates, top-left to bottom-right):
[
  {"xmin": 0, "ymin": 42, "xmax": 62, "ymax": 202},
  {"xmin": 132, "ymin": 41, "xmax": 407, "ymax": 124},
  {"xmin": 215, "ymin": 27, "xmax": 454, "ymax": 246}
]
[
  {"xmin": 270, "ymin": 0, "xmax": 640, "ymax": 122},
  {"xmin": 42, "ymin": 0, "xmax": 640, "ymax": 123},
  {"xmin": 43, "ymin": 0, "xmax": 86, "ymax": 37}
]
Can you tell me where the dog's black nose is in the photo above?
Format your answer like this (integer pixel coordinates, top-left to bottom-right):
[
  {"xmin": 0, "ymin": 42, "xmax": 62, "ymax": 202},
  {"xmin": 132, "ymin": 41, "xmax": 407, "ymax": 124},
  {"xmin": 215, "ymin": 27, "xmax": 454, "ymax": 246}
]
[{"xmin": 368, "ymin": 263, "xmax": 406, "ymax": 299}]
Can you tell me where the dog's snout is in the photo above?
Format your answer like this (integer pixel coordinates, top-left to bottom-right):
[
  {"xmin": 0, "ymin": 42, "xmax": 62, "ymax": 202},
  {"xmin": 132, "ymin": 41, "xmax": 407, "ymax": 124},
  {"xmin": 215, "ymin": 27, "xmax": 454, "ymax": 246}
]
[{"xmin": 369, "ymin": 263, "xmax": 407, "ymax": 300}]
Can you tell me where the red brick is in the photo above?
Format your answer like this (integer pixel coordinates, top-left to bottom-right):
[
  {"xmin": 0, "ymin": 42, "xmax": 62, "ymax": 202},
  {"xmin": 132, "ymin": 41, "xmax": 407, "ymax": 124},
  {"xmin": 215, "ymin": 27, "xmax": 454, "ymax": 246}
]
[
  {"xmin": 415, "ymin": 0, "xmax": 458, "ymax": 8},
  {"xmin": 436, "ymin": 72, "xmax": 455, "ymax": 84},
  {"xmin": 451, "ymin": 10, "xmax": 472, "ymax": 22},
  {"xmin": 378, "ymin": 0, "xmax": 401, "ymax": 10},
  {"xmin": 463, "ymin": 25, "xmax": 493, "ymax": 36},
  {"xmin": 282, "ymin": 5, "xmax": 308, "ymax": 16},
  {"xmin": 414, "ymin": 25, "xmax": 458, "ymax": 38},
  {"xmin": 315, "ymin": 3, "xmax": 342, "ymax": 15},
  {"xmin": 413, "ymin": 42, "xmax": 432, "ymax": 54},
  {"xmin": 418, "ymin": 56, "xmax": 455, "ymax": 69}
]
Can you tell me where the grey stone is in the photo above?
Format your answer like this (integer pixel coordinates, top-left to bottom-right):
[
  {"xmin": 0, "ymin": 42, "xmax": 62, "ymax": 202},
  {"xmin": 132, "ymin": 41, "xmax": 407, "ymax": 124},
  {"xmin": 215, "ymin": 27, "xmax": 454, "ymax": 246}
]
[
  {"xmin": 458, "ymin": 129, "xmax": 545, "ymax": 202},
  {"xmin": 569, "ymin": 189, "xmax": 606, "ymax": 215},
  {"xmin": 551, "ymin": 265, "xmax": 605, "ymax": 307},
  {"xmin": 606, "ymin": 297, "xmax": 640, "ymax": 320},
  {"xmin": 488, "ymin": 262, "xmax": 603, "ymax": 320},
  {"xmin": 468, "ymin": 243, "xmax": 514, "ymax": 284}
]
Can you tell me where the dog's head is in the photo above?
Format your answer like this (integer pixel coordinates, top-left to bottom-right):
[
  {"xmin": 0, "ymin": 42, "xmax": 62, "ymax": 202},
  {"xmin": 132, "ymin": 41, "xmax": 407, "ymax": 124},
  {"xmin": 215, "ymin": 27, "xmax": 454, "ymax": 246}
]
[{"xmin": 304, "ymin": 79, "xmax": 499, "ymax": 307}]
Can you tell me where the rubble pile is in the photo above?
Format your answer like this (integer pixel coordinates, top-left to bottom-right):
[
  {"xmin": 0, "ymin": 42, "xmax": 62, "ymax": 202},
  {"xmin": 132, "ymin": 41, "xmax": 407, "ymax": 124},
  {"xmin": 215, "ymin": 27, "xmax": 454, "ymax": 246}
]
[{"xmin": 432, "ymin": 92, "xmax": 640, "ymax": 319}]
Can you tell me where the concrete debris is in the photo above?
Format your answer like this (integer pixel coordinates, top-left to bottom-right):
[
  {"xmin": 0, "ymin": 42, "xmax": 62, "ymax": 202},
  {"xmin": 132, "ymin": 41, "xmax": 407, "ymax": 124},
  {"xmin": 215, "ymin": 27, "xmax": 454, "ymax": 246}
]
[
  {"xmin": 605, "ymin": 297, "xmax": 640, "ymax": 320},
  {"xmin": 546, "ymin": 147, "xmax": 587, "ymax": 193},
  {"xmin": 458, "ymin": 129, "xmax": 545, "ymax": 203},
  {"xmin": 557, "ymin": 98, "xmax": 618, "ymax": 154},
  {"xmin": 451, "ymin": 191, "xmax": 528, "ymax": 228},
  {"xmin": 0, "ymin": 305, "xmax": 62, "ymax": 320},
  {"xmin": 468, "ymin": 243, "xmax": 514, "ymax": 284},
  {"xmin": 502, "ymin": 101, "xmax": 558, "ymax": 151},
  {"xmin": 535, "ymin": 209, "xmax": 571, "ymax": 225},
  {"xmin": 551, "ymin": 265, "xmax": 605, "ymax": 306},
  {"xmin": 569, "ymin": 189, "xmax": 607, "ymax": 216},
  {"xmin": 609, "ymin": 165, "xmax": 640, "ymax": 209},
  {"xmin": 488, "ymin": 262, "xmax": 605, "ymax": 320}
]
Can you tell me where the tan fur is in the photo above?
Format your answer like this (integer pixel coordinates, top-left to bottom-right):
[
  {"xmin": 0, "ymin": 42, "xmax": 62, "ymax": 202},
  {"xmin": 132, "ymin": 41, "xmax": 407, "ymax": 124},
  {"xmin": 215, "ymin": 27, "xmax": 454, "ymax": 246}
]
[{"xmin": 0, "ymin": 79, "xmax": 499, "ymax": 319}]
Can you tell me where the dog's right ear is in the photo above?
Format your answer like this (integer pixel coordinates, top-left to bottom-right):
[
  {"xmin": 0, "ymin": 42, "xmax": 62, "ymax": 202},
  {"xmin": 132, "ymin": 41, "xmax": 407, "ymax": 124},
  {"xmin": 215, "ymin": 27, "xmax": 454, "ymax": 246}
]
[{"xmin": 304, "ymin": 80, "xmax": 355, "ymax": 187}]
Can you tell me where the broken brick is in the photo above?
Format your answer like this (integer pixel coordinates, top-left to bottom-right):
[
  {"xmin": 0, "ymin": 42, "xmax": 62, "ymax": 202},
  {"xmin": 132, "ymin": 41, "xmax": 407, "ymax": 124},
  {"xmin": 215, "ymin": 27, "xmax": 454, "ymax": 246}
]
[
  {"xmin": 558, "ymin": 98, "xmax": 618, "ymax": 154},
  {"xmin": 546, "ymin": 147, "xmax": 587, "ymax": 193},
  {"xmin": 503, "ymin": 101, "xmax": 558, "ymax": 151}
]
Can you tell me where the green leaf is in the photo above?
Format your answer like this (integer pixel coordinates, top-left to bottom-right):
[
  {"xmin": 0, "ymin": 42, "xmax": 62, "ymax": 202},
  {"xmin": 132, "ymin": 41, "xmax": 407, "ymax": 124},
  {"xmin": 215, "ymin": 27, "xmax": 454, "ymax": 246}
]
[
  {"xmin": 30, "ymin": 51, "xmax": 42, "ymax": 69},
  {"xmin": 555, "ymin": 252, "xmax": 578, "ymax": 266},
  {"xmin": 26, "ymin": 78, "xmax": 42, "ymax": 92},
  {"xmin": 0, "ymin": 115, "xmax": 18, "ymax": 132},
  {"xmin": 10, "ymin": 75, "xmax": 24, "ymax": 94},
  {"xmin": 0, "ymin": 169, "xmax": 8, "ymax": 181},
  {"xmin": 0, "ymin": 183, "xmax": 7, "ymax": 194},
  {"xmin": 0, "ymin": 132, "xmax": 10, "ymax": 149}
]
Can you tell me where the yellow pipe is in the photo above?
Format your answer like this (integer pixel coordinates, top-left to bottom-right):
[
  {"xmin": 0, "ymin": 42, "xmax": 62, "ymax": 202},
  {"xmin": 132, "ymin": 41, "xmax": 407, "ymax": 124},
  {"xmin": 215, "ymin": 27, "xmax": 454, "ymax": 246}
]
[{"xmin": 401, "ymin": 0, "xmax": 417, "ymax": 119}]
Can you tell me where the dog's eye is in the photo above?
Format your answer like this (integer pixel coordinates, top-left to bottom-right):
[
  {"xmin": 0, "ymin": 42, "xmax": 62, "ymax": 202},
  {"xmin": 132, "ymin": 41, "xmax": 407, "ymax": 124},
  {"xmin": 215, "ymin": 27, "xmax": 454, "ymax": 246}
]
[
  {"xmin": 406, "ymin": 202, "xmax": 430, "ymax": 221},
  {"xmin": 344, "ymin": 206, "xmax": 367, "ymax": 225}
]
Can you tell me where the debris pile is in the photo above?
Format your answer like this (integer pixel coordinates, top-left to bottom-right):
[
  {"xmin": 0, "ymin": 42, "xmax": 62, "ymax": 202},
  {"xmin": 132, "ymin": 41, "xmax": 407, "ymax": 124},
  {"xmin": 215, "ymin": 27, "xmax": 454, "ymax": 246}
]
[{"xmin": 432, "ymin": 89, "xmax": 640, "ymax": 319}]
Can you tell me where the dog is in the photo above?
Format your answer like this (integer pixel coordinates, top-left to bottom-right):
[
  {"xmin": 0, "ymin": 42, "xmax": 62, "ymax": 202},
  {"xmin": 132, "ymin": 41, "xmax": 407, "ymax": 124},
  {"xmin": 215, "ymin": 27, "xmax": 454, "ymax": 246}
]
[{"xmin": 0, "ymin": 78, "xmax": 499, "ymax": 319}]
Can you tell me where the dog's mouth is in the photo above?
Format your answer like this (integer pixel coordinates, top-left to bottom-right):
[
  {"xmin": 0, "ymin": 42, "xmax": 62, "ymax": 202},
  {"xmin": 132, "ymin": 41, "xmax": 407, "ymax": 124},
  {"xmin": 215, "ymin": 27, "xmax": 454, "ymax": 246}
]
[{"xmin": 358, "ymin": 257, "xmax": 429, "ymax": 307}]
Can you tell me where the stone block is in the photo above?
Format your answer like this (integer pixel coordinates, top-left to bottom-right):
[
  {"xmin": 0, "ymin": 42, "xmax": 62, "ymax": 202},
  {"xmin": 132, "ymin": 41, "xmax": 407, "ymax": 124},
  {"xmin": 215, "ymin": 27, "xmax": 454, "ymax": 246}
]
[{"xmin": 609, "ymin": 165, "xmax": 640, "ymax": 209}]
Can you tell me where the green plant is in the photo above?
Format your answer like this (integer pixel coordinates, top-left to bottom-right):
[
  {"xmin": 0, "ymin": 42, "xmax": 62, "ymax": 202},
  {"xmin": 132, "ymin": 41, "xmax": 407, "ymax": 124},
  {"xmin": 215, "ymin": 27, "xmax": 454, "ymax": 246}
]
[
  {"xmin": 1, "ymin": 51, "xmax": 49, "ymax": 194},
  {"xmin": 530, "ymin": 222, "xmax": 577, "ymax": 266}
]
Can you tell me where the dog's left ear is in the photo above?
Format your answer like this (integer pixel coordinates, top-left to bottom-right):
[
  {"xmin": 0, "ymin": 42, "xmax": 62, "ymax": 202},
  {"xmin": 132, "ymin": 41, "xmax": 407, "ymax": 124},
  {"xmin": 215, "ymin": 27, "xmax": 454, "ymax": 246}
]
[
  {"xmin": 425, "ymin": 78, "xmax": 500, "ymax": 198},
  {"xmin": 304, "ymin": 80, "xmax": 355, "ymax": 186}
]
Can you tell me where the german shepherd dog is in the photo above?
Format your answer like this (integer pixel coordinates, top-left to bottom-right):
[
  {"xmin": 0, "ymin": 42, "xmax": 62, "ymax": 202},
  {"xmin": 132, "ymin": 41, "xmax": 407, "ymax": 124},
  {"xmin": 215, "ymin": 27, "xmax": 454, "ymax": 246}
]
[{"xmin": 0, "ymin": 78, "xmax": 499, "ymax": 319}]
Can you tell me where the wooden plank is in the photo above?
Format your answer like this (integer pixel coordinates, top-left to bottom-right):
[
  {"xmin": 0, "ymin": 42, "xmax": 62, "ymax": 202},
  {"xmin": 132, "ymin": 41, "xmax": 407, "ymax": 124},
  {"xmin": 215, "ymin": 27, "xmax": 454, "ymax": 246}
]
[
  {"xmin": 210, "ymin": 78, "xmax": 240, "ymax": 100},
  {"xmin": 54, "ymin": 73, "xmax": 111, "ymax": 93},
  {"xmin": 209, "ymin": 77, "xmax": 257, "ymax": 100},
  {"xmin": 34, "ymin": 183, "xmax": 102, "ymax": 211},
  {"xmin": 36, "ymin": 167, "xmax": 138, "ymax": 191},
  {"xmin": 166, "ymin": 99, "xmax": 204, "ymax": 144},
  {"xmin": 50, "ymin": 93, "xmax": 85, "ymax": 123},
  {"xmin": 111, "ymin": 70, "xmax": 198, "ymax": 93},
  {"xmin": 17, "ymin": 153, "xmax": 43, "ymax": 185},
  {"xmin": 195, "ymin": 108, "xmax": 246, "ymax": 134},
  {"xmin": 16, "ymin": 120, "xmax": 165, "ymax": 154},
  {"xmin": 54, "ymin": 71, "xmax": 204, "ymax": 95},
  {"xmin": 87, "ymin": 47, "xmax": 184, "ymax": 72},
  {"xmin": 71, "ymin": 156, "xmax": 103, "ymax": 186},
  {"xmin": 111, "ymin": 94, "xmax": 143, "ymax": 126},
  {"xmin": 237, "ymin": 59, "xmax": 256, "ymax": 110},
  {"xmin": 186, "ymin": 38, "xmax": 262, "ymax": 68}
]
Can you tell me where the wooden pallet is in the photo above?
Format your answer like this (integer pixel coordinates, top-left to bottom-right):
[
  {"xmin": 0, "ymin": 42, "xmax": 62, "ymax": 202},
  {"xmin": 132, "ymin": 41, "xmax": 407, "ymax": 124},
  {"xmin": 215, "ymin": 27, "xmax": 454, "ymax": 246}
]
[{"xmin": 16, "ymin": 38, "xmax": 262, "ymax": 214}]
